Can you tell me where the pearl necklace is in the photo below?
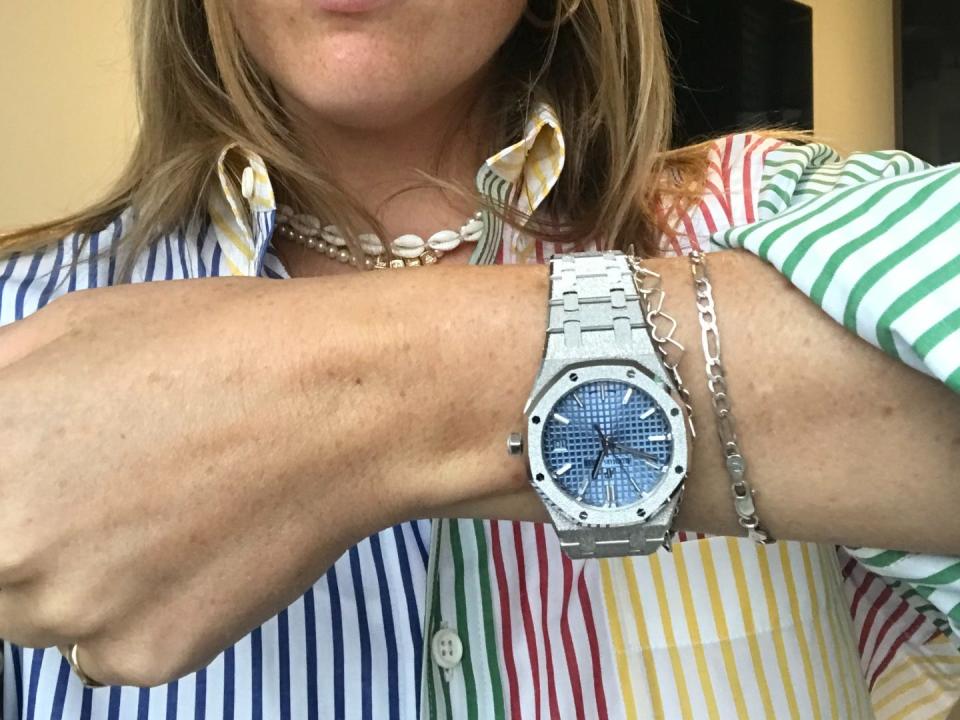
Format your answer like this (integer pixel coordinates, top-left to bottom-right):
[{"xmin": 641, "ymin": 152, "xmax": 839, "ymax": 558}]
[{"xmin": 275, "ymin": 204, "xmax": 484, "ymax": 270}]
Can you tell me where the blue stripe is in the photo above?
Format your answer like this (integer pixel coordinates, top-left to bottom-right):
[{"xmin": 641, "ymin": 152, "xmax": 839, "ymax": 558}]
[
  {"xmin": 106, "ymin": 686, "xmax": 121, "ymax": 720},
  {"xmin": 165, "ymin": 681, "xmax": 179, "ymax": 720},
  {"xmin": 108, "ymin": 217, "xmax": 122, "ymax": 285},
  {"xmin": 250, "ymin": 629, "xmax": 263, "ymax": 720},
  {"xmin": 327, "ymin": 566, "xmax": 345, "ymax": 720},
  {"xmin": 145, "ymin": 237, "xmax": 159, "ymax": 281},
  {"xmin": 68, "ymin": 234, "xmax": 80, "ymax": 292},
  {"xmin": 410, "ymin": 521, "xmax": 429, "ymax": 566},
  {"xmin": 302, "ymin": 588, "xmax": 319, "ymax": 720},
  {"xmin": 369, "ymin": 534, "xmax": 400, "ymax": 720},
  {"xmin": 223, "ymin": 647, "xmax": 235, "ymax": 720},
  {"xmin": 79, "ymin": 688, "xmax": 93, "ymax": 720},
  {"xmin": 163, "ymin": 235, "xmax": 175, "ymax": 281},
  {"xmin": 197, "ymin": 217, "xmax": 211, "ymax": 277},
  {"xmin": 36, "ymin": 238, "xmax": 66, "ymax": 309},
  {"xmin": 12, "ymin": 644, "xmax": 23, "ymax": 719},
  {"xmin": 14, "ymin": 252, "xmax": 43, "ymax": 321},
  {"xmin": 176, "ymin": 227, "xmax": 191, "ymax": 278},
  {"xmin": 48, "ymin": 657, "xmax": 71, "ymax": 720},
  {"xmin": 211, "ymin": 242, "xmax": 223, "ymax": 278},
  {"xmin": 25, "ymin": 650, "xmax": 43, "ymax": 720},
  {"xmin": 278, "ymin": 610, "xmax": 291, "ymax": 720},
  {"xmin": 87, "ymin": 231, "xmax": 100, "ymax": 289},
  {"xmin": 137, "ymin": 688, "xmax": 150, "ymax": 720},
  {"xmin": 392, "ymin": 525, "xmax": 424, "ymax": 717},
  {"xmin": 194, "ymin": 668, "xmax": 207, "ymax": 720},
  {"xmin": 348, "ymin": 547, "xmax": 374, "ymax": 720}
]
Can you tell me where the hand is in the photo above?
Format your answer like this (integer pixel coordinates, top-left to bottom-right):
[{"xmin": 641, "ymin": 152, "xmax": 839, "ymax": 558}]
[
  {"xmin": 0, "ymin": 280, "xmax": 402, "ymax": 687},
  {"xmin": 610, "ymin": 442, "xmax": 661, "ymax": 466}
]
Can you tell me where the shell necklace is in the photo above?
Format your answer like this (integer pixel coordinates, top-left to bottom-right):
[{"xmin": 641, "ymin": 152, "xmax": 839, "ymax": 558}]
[{"xmin": 275, "ymin": 204, "xmax": 484, "ymax": 270}]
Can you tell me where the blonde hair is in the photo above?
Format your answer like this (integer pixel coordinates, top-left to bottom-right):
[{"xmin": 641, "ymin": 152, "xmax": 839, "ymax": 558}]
[{"xmin": 0, "ymin": 0, "xmax": 714, "ymax": 276}]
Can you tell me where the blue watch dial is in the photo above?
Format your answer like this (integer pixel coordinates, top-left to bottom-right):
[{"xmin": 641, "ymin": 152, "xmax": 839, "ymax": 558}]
[{"xmin": 541, "ymin": 379, "xmax": 673, "ymax": 509}]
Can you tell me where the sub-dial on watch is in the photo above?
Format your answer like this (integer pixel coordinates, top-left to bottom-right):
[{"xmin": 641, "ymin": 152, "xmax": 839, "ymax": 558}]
[{"xmin": 508, "ymin": 251, "xmax": 690, "ymax": 559}]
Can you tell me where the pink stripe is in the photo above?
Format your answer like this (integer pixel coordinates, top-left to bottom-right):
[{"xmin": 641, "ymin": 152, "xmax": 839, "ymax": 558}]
[
  {"xmin": 534, "ymin": 524, "xmax": 562, "ymax": 719},
  {"xmin": 559, "ymin": 556, "xmax": 586, "ymax": 720},
  {"xmin": 721, "ymin": 135, "xmax": 736, "ymax": 225},
  {"xmin": 490, "ymin": 521, "xmax": 523, "ymax": 720},
  {"xmin": 741, "ymin": 134, "xmax": 767, "ymax": 224},
  {"xmin": 513, "ymin": 522, "xmax": 543, "ymax": 720},
  {"xmin": 576, "ymin": 571, "xmax": 609, "ymax": 718}
]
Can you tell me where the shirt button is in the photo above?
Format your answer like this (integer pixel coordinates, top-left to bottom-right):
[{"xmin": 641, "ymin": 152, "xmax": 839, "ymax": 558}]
[
  {"xmin": 241, "ymin": 166, "xmax": 255, "ymax": 200},
  {"xmin": 431, "ymin": 628, "xmax": 463, "ymax": 669}
]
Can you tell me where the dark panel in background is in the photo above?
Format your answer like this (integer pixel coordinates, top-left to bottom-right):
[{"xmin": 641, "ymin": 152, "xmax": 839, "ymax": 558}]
[
  {"xmin": 662, "ymin": 0, "xmax": 813, "ymax": 147},
  {"xmin": 898, "ymin": 0, "xmax": 960, "ymax": 164}
]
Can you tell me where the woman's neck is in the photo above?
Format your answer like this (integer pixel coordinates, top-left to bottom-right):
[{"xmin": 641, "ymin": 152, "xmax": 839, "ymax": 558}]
[{"xmin": 279, "ymin": 77, "xmax": 495, "ymax": 240}]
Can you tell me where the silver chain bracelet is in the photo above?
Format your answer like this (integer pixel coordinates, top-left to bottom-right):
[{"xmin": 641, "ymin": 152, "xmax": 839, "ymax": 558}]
[
  {"xmin": 689, "ymin": 250, "xmax": 774, "ymax": 544},
  {"xmin": 625, "ymin": 245, "xmax": 696, "ymax": 439}
]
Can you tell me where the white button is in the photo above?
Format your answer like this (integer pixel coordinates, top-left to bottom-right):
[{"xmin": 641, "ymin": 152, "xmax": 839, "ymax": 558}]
[
  {"xmin": 241, "ymin": 166, "xmax": 255, "ymax": 200},
  {"xmin": 431, "ymin": 628, "xmax": 463, "ymax": 669}
]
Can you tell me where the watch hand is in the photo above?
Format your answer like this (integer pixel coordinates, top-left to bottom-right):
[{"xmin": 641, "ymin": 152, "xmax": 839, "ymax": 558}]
[
  {"xmin": 592, "ymin": 423, "xmax": 607, "ymax": 443},
  {"xmin": 591, "ymin": 447, "xmax": 607, "ymax": 480},
  {"xmin": 611, "ymin": 442, "xmax": 661, "ymax": 466},
  {"xmin": 613, "ymin": 453, "xmax": 646, "ymax": 495}
]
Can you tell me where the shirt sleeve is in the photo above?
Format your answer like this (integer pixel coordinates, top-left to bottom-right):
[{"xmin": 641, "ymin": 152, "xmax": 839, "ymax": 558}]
[{"xmin": 712, "ymin": 141, "xmax": 960, "ymax": 641}]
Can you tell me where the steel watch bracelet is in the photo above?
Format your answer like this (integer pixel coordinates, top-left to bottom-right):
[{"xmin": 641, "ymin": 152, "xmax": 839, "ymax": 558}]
[{"xmin": 542, "ymin": 250, "xmax": 679, "ymax": 558}]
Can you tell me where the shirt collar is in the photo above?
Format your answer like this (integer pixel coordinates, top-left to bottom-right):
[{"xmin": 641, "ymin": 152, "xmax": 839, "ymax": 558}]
[{"xmin": 208, "ymin": 100, "xmax": 566, "ymax": 276}]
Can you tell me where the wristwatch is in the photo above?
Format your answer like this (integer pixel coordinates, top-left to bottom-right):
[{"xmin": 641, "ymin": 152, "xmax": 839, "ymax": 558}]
[{"xmin": 507, "ymin": 250, "xmax": 690, "ymax": 559}]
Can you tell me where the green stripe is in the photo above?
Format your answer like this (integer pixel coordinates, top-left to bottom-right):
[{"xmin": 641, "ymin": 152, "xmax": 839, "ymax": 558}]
[
  {"xmin": 946, "ymin": 366, "xmax": 960, "ymax": 394},
  {"xmin": 912, "ymin": 561, "xmax": 960, "ymax": 587},
  {"xmin": 857, "ymin": 549, "xmax": 908, "ymax": 568},
  {"xmin": 875, "ymin": 253, "xmax": 960, "ymax": 357},
  {"xmin": 802, "ymin": 168, "xmax": 959, "ymax": 306},
  {"xmin": 740, "ymin": 166, "xmax": 933, "ymax": 266},
  {"xmin": 914, "ymin": 306, "xmax": 960, "ymax": 359},
  {"xmin": 785, "ymin": 170, "xmax": 941, "ymax": 284},
  {"xmin": 449, "ymin": 520, "xmax": 480, "ymax": 720},
  {"xmin": 472, "ymin": 520, "xmax": 506, "ymax": 720},
  {"xmin": 758, "ymin": 200, "xmax": 781, "ymax": 217}
]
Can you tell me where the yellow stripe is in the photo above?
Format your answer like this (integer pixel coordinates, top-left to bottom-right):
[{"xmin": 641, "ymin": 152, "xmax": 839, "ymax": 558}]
[
  {"xmin": 801, "ymin": 543, "xmax": 840, "ymax": 718},
  {"xmin": 648, "ymin": 552, "xmax": 694, "ymax": 719},
  {"xmin": 818, "ymin": 547, "xmax": 864, "ymax": 717},
  {"xmin": 209, "ymin": 204, "xmax": 254, "ymax": 262},
  {"xmin": 875, "ymin": 674, "xmax": 933, "ymax": 714},
  {"xmin": 598, "ymin": 560, "xmax": 640, "ymax": 720},
  {"xmin": 622, "ymin": 558, "xmax": 666, "ymax": 718},
  {"xmin": 700, "ymin": 541, "xmax": 751, "ymax": 719},
  {"xmin": 672, "ymin": 544, "xmax": 722, "ymax": 720},
  {"xmin": 725, "ymin": 538, "xmax": 777, "ymax": 717},
  {"xmin": 873, "ymin": 652, "xmax": 960, "ymax": 710},
  {"xmin": 756, "ymin": 544, "xmax": 802, "ymax": 719},
  {"xmin": 888, "ymin": 686, "xmax": 951, "ymax": 720},
  {"xmin": 777, "ymin": 542, "xmax": 821, "ymax": 720}
]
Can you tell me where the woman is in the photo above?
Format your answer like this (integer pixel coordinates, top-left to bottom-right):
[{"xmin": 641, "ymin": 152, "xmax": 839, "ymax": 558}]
[{"xmin": 1, "ymin": 0, "xmax": 959, "ymax": 718}]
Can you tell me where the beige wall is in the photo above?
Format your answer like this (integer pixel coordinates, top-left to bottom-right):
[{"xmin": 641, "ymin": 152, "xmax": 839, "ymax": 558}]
[
  {"xmin": 797, "ymin": 0, "xmax": 896, "ymax": 152},
  {"xmin": 0, "ymin": 0, "xmax": 137, "ymax": 229},
  {"xmin": 1, "ymin": 2, "xmax": 898, "ymax": 229}
]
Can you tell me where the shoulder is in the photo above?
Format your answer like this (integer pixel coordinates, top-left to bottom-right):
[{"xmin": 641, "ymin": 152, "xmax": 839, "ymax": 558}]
[{"xmin": 0, "ymin": 210, "xmax": 217, "ymax": 327}]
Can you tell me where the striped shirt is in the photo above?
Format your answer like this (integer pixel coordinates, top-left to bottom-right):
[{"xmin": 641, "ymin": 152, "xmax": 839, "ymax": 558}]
[{"xmin": 2, "ymin": 105, "xmax": 960, "ymax": 719}]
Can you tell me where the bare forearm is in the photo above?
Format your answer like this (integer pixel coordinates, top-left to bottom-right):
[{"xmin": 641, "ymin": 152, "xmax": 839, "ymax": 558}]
[{"xmin": 292, "ymin": 252, "xmax": 960, "ymax": 554}]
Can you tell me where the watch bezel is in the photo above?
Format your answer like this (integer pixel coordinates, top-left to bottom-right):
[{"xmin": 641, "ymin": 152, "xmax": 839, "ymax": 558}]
[{"xmin": 525, "ymin": 360, "xmax": 689, "ymax": 528}]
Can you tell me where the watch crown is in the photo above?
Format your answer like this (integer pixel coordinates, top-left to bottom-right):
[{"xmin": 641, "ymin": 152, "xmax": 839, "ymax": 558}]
[{"xmin": 507, "ymin": 432, "xmax": 524, "ymax": 456}]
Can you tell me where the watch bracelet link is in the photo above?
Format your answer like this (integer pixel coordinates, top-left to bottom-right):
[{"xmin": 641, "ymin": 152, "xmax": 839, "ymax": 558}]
[{"xmin": 542, "ymin": 250, "xmax": 683, "ymax": 558}]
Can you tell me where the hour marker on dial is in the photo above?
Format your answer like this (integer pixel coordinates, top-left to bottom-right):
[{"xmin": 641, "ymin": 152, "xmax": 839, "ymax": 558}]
[
  {"xmin": 639, "ymin": 406, "xmax": 657, "ymax": 420},
  {"xmin": 553, "ymin": 413, "xmax": 571, "ymax": 425},
  {"xmin": 605, "ymin": 483, "xmax": 616, "ymax": 507},
  {"xmin": 647, "ymin": 434, "xmax": 671, "ymax": 442},
  {"xmin": 555, "ymin": 463, "xmax": 573, "ymax": 476},
  {"xmin": 622, "ymin": 388, "xmax": 633, "ymax": 405},
  {"xmin": 572, "ymin": 393, "xmax": 585, "ymax": 408}
]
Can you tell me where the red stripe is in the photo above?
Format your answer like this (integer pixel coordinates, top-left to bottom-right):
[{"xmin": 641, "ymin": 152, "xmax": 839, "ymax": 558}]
[
  {"xmin": 513, "ymin": 522, "xmax": 543, "ymax": 720},
  {"xmin": 558, "ymin": 556, "xmax": 586, "ymax": 720},
  {"xmin": 490, "ymin": 521, "xmax": 523, "ymax": 720},
  {"xmin": 577, "ymin": 569, "xmax": 609, "ymax": 719},
  {"xmin": 841, "ymin": 557, "xmax": 859, "ymax": 579},
  {"xmin": 858, "ymin": 585, "xmax": 893, "ymax": 655},
  {"xmin": 495, "ymin": 233, "xmax": 505, "ymax": 265},
  {"xmin": 741, "ymin": 134, "xmax": 767, "ymax": 224},
  {"xmin": 535, "ymin": 240, "xmax": 545, "ymax": 265},
  {"xmin": 698, "ymin": 190, "xmax": 722, "ymax": 236},
  {"xmin": 864, "ymin": 599, "xmax": 908, "ymax": 671},
  {"xmin": 868, "ymin": 615, "xmax": 929, "ymax": 689},
  {"xmin": 534, "ymin": 524, "xmax": 562, "ymax": 719},
  {"xmin": 849, "ymin": 567, "xmax": 878, "ymax": 621}
]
